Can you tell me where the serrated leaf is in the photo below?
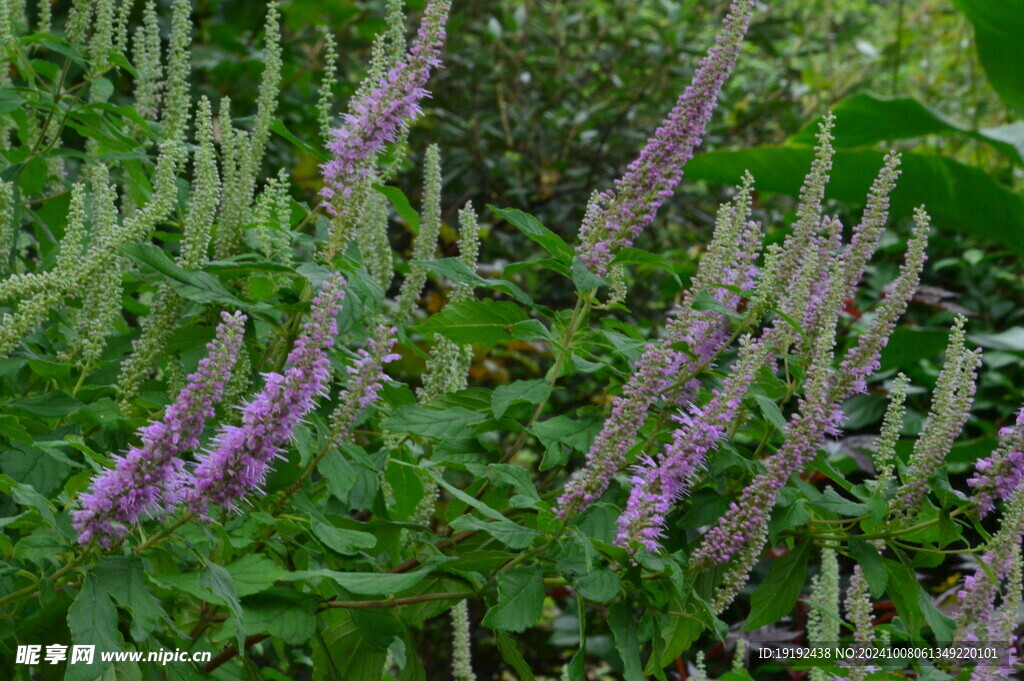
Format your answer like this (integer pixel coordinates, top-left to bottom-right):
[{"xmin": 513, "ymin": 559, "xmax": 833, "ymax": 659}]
[
  {"xmin": 848, "ymin": 538, "xmax": 888, "ymax": 598},
  {"xmin": 384, "ymin": 404, "xmax": 486, "ymax": 439},
  {"xmin": 200, "ymin": 564, "xmax": 246, "ymax": 650},
  {"xmin": 93, "ymin": 557, "xmax": 166, "ymax": 640},
  {"xmin": 492, "ymin": 379, "xmax": 552, "ymax": 419},
  {"xmin": 489, "ymin": 205, "xmax": 574, "ymax": 263},
  {"xmin": 494, "ymin": 631, "xmax": 537, "ymax": 681},
  {"xmin": 225, "ymin": 554, "xmax": 291, "ymax": 597},
  {"xmin": 312, "ymin": 520, "xmax": 378, "ymax": 555},
  {"xmin": 241, "ymin": 589, "xmax": 317, "ymax": 646},
  {"xmin": 481, "ymin": 566, "xmax": 545, "ymax": 633},
  {"xmin": 742, "ymin": 541, "xmax": 811, "ymax": 631},
  {"xmin": 608, "ymin": 602, "xmax": 644, "ymax": 681},
  {"xmin": 450, "ymin": 514, "xmax": 540, "ymax": 549},
  {"xmin": 417, "ymin": 299, "xmax": 530, "ymax": 347}
]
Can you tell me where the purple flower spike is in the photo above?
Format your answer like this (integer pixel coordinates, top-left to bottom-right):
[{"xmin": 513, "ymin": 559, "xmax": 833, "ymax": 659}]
[
  {"xmin": 183, "ymin": 274, "xmax": 347, "ymax": 515},
  {"xmin": 577, "ymin": 0, "xmax": 754, "ymax": 275},
  {"xmin": 73, "ymin": 311, "xmax": 247, "ymax": 546},
  {"xmin": 320, "ymin": 0, "xmax": 452, "ymax": 257},
  {"xmin": 330, "ymin": 324, "xmax": 401, "ymax": 443},
  {"xmin": 968, "ymin": 408, "xmax": 1024, "ymax": 517}
]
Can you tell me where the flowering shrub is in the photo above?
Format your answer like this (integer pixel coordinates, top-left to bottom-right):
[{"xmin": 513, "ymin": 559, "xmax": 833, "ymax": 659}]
[{"xmin": 0, "ymin": 1, "xmax": 1021, "ymax": 680}]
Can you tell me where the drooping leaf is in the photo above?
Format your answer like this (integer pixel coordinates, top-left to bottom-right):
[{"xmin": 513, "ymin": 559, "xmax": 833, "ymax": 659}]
[
  {"xmin": 742, "ymin": 541, "xmax": 811, "ymax": 631},
  {"xmin": 952, "ymin": 0, "xmax": 1024, "ymax": 116},
  {"xmin": 480, "ymin": 566, "xmax": 545, "ymax": 633},
  {"xmin": 417, "ymin": 299, "xmax": 532, "ymax": 347},
  {"xmin": 686, "ymin": 147, "xmax": 1024, "ymax": 253}
]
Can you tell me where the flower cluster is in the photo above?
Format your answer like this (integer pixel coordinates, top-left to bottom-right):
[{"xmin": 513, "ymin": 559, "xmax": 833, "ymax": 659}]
[
  {"xmin": 329, "ymin": 324, "xmax": 401, "ymax": 444},
  {"xmin": 577, "ymin": 0, "xmax": 754, "ymax": 275},
  {"xmin": 889, "ymin": 316, "xmax": 982, "ymax": 519},
  {"xmin": 321, "ymin": 0, "xmax": 452, "ymax": 258},
  {"xmin": 558, "ymin": 178, "xmax": 762, "ymax": 519},
  {"xmin": 183, "ymin": 275, "xmax": 346, "ymax": 514},
  {"xmin": 968, "ymin": 407, "xmax": 1024, "ymax": 517},
  {"xmin": 73, "ymin": 311, "xmax": 247, "ymax": 545}
]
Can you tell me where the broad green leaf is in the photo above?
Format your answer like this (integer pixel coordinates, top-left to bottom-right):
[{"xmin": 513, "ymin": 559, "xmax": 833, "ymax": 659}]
[
  {"xmin": 450, "ymin": 514, "xmax": 541, "ymax": 549},
  {"xmin": 376, "ymin": 185, "xmax": 420, "ymax": 233},
  {"xmin": 953, "ymin": 0, "xmax": 1024, "ymax": 115},
  {"xmin": 384, "ymin": 404, "xmax": 486, "ymax": 439},
  {"xmin": 200, "ymin": 564, "xmax": 246, "ymax": 650},
  {"xmin": 417, "ymin": 299, "xmax": 531, "ymax": 347},
  {"xmin": 608, "ymin": 602, "xmax": 644, "ymax": 681},
  {"xmin": 385, "ymin": 453, "xmax": 426, "ymax": 520},
  {"xmin": 530, "ymin": 416, "xmax": 602, "ymax": 452},
  {"xmin": 66, "ymin": 575, "xmax": 120, "ymax": 681},
  {"xmin": 412, "ymin": 257, "xmax": 534, "ymax": 305},
  {"xmin": 574, "ymin": 569, "xmax": 620, "ymax": 603},
  {"xmin": 225, "ymin": 554, "xmax": 291, "ymax": 597},
  {"xmin": 312, "ymin": 610, "xmax": 393, "ymax": 681},
  {"xmin": 489, "ymin": 205, "xmax": 574, "ymax": 264},
  {"xmin": 848, "ymin": 538, "xmax": 888, "ymax": 598},
  {"xmin": 480, "ymin": 566, "xmax": 545, "ymax": 633},
  {"xmin": 312, "ymin": 519, "xmax": 378, "ymax": 555},
  {"xmin": 119, "ymin": 243, "xmax": 250, "ymax": 307},
  {"xmin": 884, "ymin": 559, "xmax": 925, "ymax": 639},
  {"xmin": 241, "ymin": 589, "xmax": 317, "ymax": 646},
  {"xmin": 686, "ymin": 147, "xmax": 1024, "ymax": 253},
  {"xmin": 790, "ymin": 94, "xmax": 1023, "ymax": 164},
  {"xmin": 742, "ymin": 541, "xmax": 811, "ymax": 631},
  {"xmin": 492, "ymin": 379, "xmax": 553, "ymax": 418},
  {"xmin": 811, "ymin": 488, "xmax": 870, "ymax": 517},
  {"xmin": 93, "ymin": 557, "xmax": 166, "ymax": 640},
  {"xmin": 752, "ymin": 392, "xmax": 787, "ymax": 431},
  {"xmin": 287, "ymin": 569, "xmax": 432, "ymax": 596},
  {"xmin": 494, "ymin": 631, "xmax": 537, "ymax": 681}
]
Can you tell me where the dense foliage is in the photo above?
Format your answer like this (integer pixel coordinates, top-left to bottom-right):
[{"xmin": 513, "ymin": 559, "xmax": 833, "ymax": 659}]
[{"xmin": 1, "ymin": 1, "xmax": 1023, "ymax": 680}]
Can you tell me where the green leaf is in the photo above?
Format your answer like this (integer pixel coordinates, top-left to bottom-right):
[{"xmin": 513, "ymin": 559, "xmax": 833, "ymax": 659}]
[
  {"xmin": 789, "ymin": 94, "xmax": 1023, "ymax": 164},
  {"xmin": 494, "ymin": 631, "xmax": 537, "ymax": 681},
  {"xmin": 412, "ymin": 257, "xmax": 534, "ymax": 305},
  {"xmin": 241, "ymin": 589, "xmax": 317, "ymax": 646},
  {"xmin": 686, "ymin": 147, "xmax": 1024, "ymax": 253},
  {"xmin": 270, "ymin": 118, "xmax": 325, "ymax": 160},
  {"xmin": 376, "ymin": 185, "xmax": 420, "ymax": 233},
  {"xmin": 417, "ymin": 299, "xmax": 531, "ymax": 347},
  {"xmin": 953, "ymin": 0, "xmax": 1024, "ymax": 116},
  {"xmin": 385, "ymin": 454, "xmax": 425, "ymax": 520},
  {"xmin": 67, "ymin": 575, "xmax": 120, "ymax": 680},
  {"xmin": 384, "ymin": 404, "xmax": 486, "ymax": 439},
  {"xmin": 884, "ymin": 559, "xmax": 925, "ymax": 639},
  {"xmin": 225, "ymin": 554, "xmax": 291, "ymax": 597},
  {"xmin": 752, "ymin": 392, "xmax": 788, "ymax": 431},
  {"xmin": 489, "ymin": 205, "xmax": 574, "ymax": 263},
  {"xmin": 93, "ymin": 557, "xmax": 166, "ymax": 640},
  {"xmin": 119, "ymin": 243, "xmax": 249, "ymax": 307},
  {"xmin": 200, "ymin": 564, "xmax": 246, "ymax": 650},
  {"xmin": 290, "ymin": 569, "xmax": 432, "ymax": 596},
  {"xmin": 811, "ymin": 488, "xmax": 870, "ymax": 517},
  {"xmin": 481, "ymin": 566, "xmax": 545, "ymax": 633},
  {"xmin": 742, "ymin": 541, "xmax": 811, "ymax": 631},
  {"xmin": 530, "ymin": 416, "xmax": 602, "ymax": 452},
  {"xmin": 848, "ymin": 538, "xmax": 888, "ymax": 598},
  {"xmin": 450, "ymin": 514, "xmax": 541, "ymax": 549},
  {"xmin": 574, "ymin": 569, "xmax": 620, "ymax": 603},
  {"xmin": 312, "ymin": 519, "xmax": 378, "ymax": 555},
  {"xmin": 312, "ymin": 610, "xmax": 392, "ymax": 681},
  {"xmin": 571, "ymin": 256, "xmax": 605, "ymax": 292},
  {"xmin": 492, "ymin": 379, "xmax": 553, "ymax": 418},
  {"xmin": 608, "ymin": 602, "xmax": 644, "ymax": 681}
]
